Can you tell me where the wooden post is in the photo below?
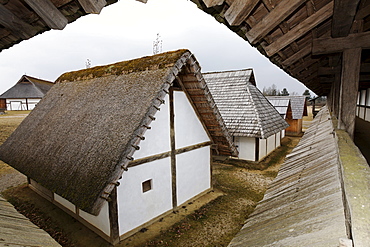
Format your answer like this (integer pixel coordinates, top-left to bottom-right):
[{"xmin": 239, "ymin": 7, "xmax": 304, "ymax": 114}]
[
  {"xmin": 108, "ymin": 187, "xmax": 119, "ymax": 245},
  {"xmin": 338, "ymin": 48, "xmax": 362, "ymax": 139},
  {"xmin": 169, "ymin": 87, "xmax": 177, "ymax": 210}
]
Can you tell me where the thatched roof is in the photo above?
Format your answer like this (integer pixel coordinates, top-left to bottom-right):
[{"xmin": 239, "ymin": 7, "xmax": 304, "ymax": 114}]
[
  {"xmin": 0, "ymin": 75, "xmax": 54, "ymax": 99},
  {"xmin": 267, "ymin": 96, "xmax": 308, "ymax": 119},
  {"xmin": 203, "ymin": 69, "xmax": 288, "ymax": 138},
  {"xmin": 0, "ymin": 49, "xmax": 236, "ymax": 215}
]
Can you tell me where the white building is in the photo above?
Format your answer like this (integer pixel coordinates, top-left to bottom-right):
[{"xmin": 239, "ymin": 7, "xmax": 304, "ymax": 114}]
[
  {"xmin": 0, "ymin": 75, "xmax": 54, "ymax": 111},
  {"xmin": 203, "ymin": 69, "xmax": 288, "ymax": 162},
  {"xmin": 0, "ymin": 50, "xmax": 237, "ymax": 245}
]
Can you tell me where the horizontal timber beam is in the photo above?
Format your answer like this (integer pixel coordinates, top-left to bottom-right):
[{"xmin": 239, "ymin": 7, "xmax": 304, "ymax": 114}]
[
  {"xmin": 312, "ymin": 31, "xmax": 370, "ymax": 55},
  {"xmin": 246, "ymin": 0, "xmax": 307, "ymax": 45},
  {"xmin": 203, "ymin": 0, "xmax": 224, "ymax": 8},
  {"xmin": 265, "ymin": 1, "xmax": 334, "ymax": 56},
  {"xmin": 24, "ymin": 0, "xmax": 68, "ymax": 30}
]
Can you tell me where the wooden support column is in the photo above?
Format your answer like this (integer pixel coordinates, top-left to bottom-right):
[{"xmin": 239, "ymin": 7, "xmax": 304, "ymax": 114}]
[
  {"xmin": 338, "ymin": 48, "xmax": 362, "ymax": 139},
  {"xmin": 169, "ymin": 87, "xmax": 177, "ymax": 210},
  {"xmin": 108, "ymin": 187, "xmax": 119, "ymax": 245}
]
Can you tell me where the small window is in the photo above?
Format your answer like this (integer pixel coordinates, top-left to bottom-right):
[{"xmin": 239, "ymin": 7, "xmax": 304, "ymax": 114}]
[{"xmin": 142, "ymin": 179, "xmax": 152, "ymax": 193}]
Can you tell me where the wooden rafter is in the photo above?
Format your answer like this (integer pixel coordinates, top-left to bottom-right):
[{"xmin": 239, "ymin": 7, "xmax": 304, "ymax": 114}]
[
  {"xmin": 246, "ymin": 0, "xmax": 307, "ymax": 45},
  {"xmin": 264, "ymin": 2, "xmax": 334, "ymax": 56},
  {"xmin": 203, "ymin": 0, "xmax": 224, "ymax": 8},
  {"xmin": 225, "ymin": 0, "xmax": 259, "ymax": 26},
  {"xmin": 23, "ymin": 0, "xmax": 67, "ymax": 30},
  {"xmin": 332, "ymin": 0, "xmax": 361, "ymax": 38},
  {"xmin": 78, "ymin": 0, "xmax": 107, "ymax": 14},
  {"xmin": 281, "ymin": 44, "xmax": 311, "ymax": 67},
  {"xmin": 312, "ymin": 31, "xmax": 370, "ymax": 55},
  {"xmin": 0, "ymin": 4, "xmax": 38, "ymax": 39}
]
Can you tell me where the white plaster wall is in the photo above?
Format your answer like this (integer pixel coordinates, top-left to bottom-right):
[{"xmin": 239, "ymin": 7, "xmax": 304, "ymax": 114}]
[
  {"xmin": 176, "ymin": 146, "xmax": 211, "ymax": 206},
  {"xmin": 54, "ymin": 193, "xmax": 76, "ymax": 213},
  {"xmin": 266, "ymin": 134, "xmax": 276, "ymax": 155},
  {"xmin": 238, "ymin": 137, "xmax": 256, "ymax": 161},
  {"xmin": 359, "ymin": 107, "xmax": 366, "ymax": 119},
  {"xmin": 276, "ymin": 132, "xmax": 281, "ymax": 147},
  {"xmin": 6, "ymin": 98, "xmax": 40, "ymax": 110},
  {"xmin": 133, "ymin": 95, "xmax": 170, "ymax": 160},
  {"xmin": 117, "ymin": 158, "xmax": 172, "ymax": 235},
  {"xmin": 79, "ymin": 201, "xmax": 111, "ymax": 236},
  {"xmin": 174, "ymin": 91, "xmax": 210, "ymax": 149},
  {"xmin": 360, "ymin": 90, "xmax": 366, "ymax": 105},
  {"xmin": 282, "ymin": 130, "xmax": 285, "ymax": 138},
  {"xmin": 259, "ymin": 138, "xmax": 267, "ymax": 160}
]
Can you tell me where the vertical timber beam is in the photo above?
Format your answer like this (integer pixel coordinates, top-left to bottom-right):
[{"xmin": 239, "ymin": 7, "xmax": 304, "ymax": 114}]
[
  {"xmin": 338, "ymin": 48, "xmax": 362, "ymax": 139},
  {"xmin": 169, "ymin": 87, "xmax": 177, "ymax": 210}
]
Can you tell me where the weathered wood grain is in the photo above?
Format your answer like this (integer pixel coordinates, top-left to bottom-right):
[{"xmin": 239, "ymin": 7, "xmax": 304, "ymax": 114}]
[
  {"xmin": 225, "ymin": 0, "xmax": 259, "ymax": 26},
  {"xmin": 78, "ymin": 0, "xmax": 106, "ymax": 14},
  {"xmin": 265, "ymin": 1, "xmax": 334, "ymax": 56},
  {"xmin": 332, "ymin": 0, "xmax": 361, "ymax": 38},
  {"xmin": 24, "ymin": 0, "xmax": 67, "ymax": 30}
]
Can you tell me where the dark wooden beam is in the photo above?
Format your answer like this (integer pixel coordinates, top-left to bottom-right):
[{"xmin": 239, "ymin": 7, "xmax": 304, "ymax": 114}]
[
  {"xmin": 281, "ymin": 45, "xmax": 311, "ymax": 68},
  {"xmin": 338, "ymin": 48, "xmax": 362, "ymax": 139},
  {"xmin": 24, "ymin": 0, "xmax": 67, "ymax": 30},
  {"xmin": 361, "ymin": 63, "xmax": 370, "ymax": 73},
  {"xmin": 332, "ymin": 0, "xmax": 361, "ymax": 38},
  {"xmin": 246, "ymin": 0, "xmax": 307, "ymax": 45},
  {"xmin": 356, "ymin": 4, "xmax": 370, "ymax": 20},
  {"xmin": 318, "ymin": 66, "xmax": 341, "ymax": 75},
  {"xmin": 78, "ymin": 0, "xmax": 106, "ymax": 14},
  {"xmin": 0, "ymin": 4, "xmax": 38, "ymax": 39},
  {"xmin": 265, "ymin": 2, "xmax": 334, "ymax": 56},
  {"xmin": 225, "ymin": 0, "xmax": 259, "ymax": 26},
  {"xmin": 312, "ymin": 31, "xmax": 370, "ymax": 55}
]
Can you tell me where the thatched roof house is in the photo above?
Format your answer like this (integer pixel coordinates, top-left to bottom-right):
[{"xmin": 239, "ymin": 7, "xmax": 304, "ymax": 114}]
[
  {"xmin": 0, "ymin": 75, "xmax": 54, "ymax": 110},
  {"xmin": 203, "ymin": 69, "xmax": 288, "ymax": 161},
  {"xmin": 0, "ymin": 49, "xmax": 237, "ymax": 243}
]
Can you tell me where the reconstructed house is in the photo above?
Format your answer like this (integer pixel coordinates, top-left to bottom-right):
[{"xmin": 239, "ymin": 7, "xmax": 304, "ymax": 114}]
[
  {"xmin": 267, "ymin": 96, "xmax": 308, "ymax": 136},
  {"xmin": 0, "ymin": 50, "xmax": 237, "ymax": 245},
  {"xmin": 0, "ymin": 75, "xmax": 54, "ymax": 111},
  {"xmin": 203, "ymin": 69, "xmax": 288, "ymax": 161}
]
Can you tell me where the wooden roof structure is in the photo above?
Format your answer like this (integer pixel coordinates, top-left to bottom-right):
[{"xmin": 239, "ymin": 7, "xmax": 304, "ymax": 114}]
[
  {"xmin": 0, "ymin": 49, "xmax": 237, "ymax": 215},
  {"xmin": 191, "ymin": 0, "xmax": 370, "ymax": 137},
  {"xmin": 229, "ymin": 106, "xmax": 349, "ymax": 246},
  {"xmin": 267, "ymin": 96, "xmax": 308, "ymax": 119},
  {"xmin": 0, "ymin": 0, "xmax": 147, "ymax": 52},
  {"xmin": 0, "ymin": 195, "xmax": 61, "ymax": 246},
  {"xmin": 0, "ymin": 75, "xmax": 54, "ymax": 99},
  {"xmin": 203, "ymin": 69, "xmax": 288, "ymax": 138}
]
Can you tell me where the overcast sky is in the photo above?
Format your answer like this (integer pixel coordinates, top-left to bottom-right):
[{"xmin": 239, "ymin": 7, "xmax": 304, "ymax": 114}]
[{"xmin": 0, "ymin": 0, "xmax": 310, "ymax": 96}]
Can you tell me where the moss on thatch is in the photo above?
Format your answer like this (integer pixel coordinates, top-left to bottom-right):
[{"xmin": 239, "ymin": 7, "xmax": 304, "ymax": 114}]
[{"xmin": 56, "ymin": 49, "xmax": 189, "ymax": 83}]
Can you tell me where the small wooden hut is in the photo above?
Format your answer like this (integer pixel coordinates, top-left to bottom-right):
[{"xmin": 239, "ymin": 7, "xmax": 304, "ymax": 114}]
[
  {"xmin": 203, "ymin": 69, "xmax": 288, "ymax": 161},
  {"xmin": 267, "ymin": 96, "xmax": 308, "ymax": 136},
  {"xmin": 0, "ymin": 75, "xmax": 54, "ymax": 111},
  {"xmin": 0, "ymin": 50, "xmax": 237, "ymax": 245}
]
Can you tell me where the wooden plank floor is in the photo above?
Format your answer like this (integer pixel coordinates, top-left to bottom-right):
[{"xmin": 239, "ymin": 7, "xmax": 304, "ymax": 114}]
[
  {"xmin": 228, "ymin": 106, "xmax": 349, "ymax": 246},
  {"xmin": 0, "ymin": 195, "xmax": 60, "ymax": 246}
]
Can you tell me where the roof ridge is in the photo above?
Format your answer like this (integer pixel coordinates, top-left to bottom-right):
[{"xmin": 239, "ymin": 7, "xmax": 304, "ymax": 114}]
[{"xmin": 246, "ymin": 82, "xmax": 265, "ymax": 138}]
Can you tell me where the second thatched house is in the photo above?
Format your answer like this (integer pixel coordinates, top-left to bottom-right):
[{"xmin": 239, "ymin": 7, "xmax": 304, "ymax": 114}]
[
  {"xmin": 203, "ymin": 69, "xmax": 288, "ymax": 162},
  {"xmin": 267, "ymin": 96, "xmax": 308, "ymax": 136},
  {"xmin": 0, "ymin": 75, "xmax": 54, "ymax": 111},
  {"xmin": 0, "ymin": 50, "xmax": 237, "ymax": 245}
]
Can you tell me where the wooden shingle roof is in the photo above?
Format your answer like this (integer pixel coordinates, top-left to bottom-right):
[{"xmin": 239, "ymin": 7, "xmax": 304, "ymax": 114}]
[
  {"xmin": 0, "ymin": 75, "xmax": 54, "ymax": 99},
  {"xmin": 203, "ymin": 69, "xmax": 288, "ymax": 138},
  {"xmin": 267, "ymin": 96, "xmax": 308, "ymax": 119},
  {"xmin": 0, "ymin": 49, "xmax": 237, "ymax": 215}
]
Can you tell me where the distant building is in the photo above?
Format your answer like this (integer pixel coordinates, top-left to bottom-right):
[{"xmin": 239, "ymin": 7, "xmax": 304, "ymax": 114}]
[
  {"xmin": 0, "ymin": 75, "xmax": 54, "ymax": 111},
  {"xmin": 267, "ymin": 96, "xmax": 308, "ymax": 136},
  {"xmin": 204, "ymin": 69, "xmax": 288, "ymax": 161}
]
